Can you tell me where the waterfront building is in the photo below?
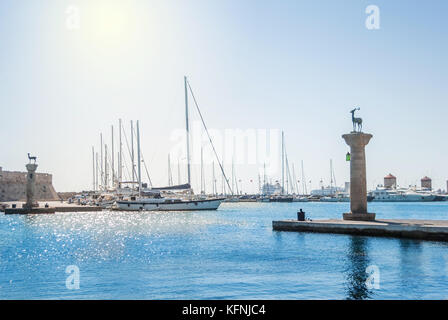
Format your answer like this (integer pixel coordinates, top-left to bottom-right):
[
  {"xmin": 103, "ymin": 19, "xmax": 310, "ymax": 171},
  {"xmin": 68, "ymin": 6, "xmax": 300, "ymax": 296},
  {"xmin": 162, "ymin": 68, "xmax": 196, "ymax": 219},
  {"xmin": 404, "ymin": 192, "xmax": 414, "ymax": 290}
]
[
  {"xmin": 421, "ymin": 176, "xmax": 432, "ymax": 190},
  {"xmin": 384, "ymin": 173, "xmax": 397, "ymax": 189}
]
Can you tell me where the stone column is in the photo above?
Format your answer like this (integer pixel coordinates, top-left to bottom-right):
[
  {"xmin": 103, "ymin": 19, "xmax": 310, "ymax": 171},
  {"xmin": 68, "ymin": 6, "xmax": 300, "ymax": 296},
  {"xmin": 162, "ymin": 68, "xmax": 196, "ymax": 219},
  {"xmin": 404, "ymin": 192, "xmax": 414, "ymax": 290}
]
[
  {"xmin": 24, "ymin": 163, "xmax": 39, "ymax": 209},
  {"xmin": 342, "ymin": 133, "xmax": 375, "ymax": 221}
]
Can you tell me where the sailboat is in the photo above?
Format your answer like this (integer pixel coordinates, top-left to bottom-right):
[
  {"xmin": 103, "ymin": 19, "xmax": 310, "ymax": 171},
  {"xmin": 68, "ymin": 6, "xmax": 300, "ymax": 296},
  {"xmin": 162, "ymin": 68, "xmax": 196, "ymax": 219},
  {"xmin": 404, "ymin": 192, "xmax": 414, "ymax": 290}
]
[
  {"xmin": 269, "ymin": 132, "xmax": 293, "ymax": 202},
  {"xmin": 117, "ymin": 77, "xmax": 225, "ymax": 211}
]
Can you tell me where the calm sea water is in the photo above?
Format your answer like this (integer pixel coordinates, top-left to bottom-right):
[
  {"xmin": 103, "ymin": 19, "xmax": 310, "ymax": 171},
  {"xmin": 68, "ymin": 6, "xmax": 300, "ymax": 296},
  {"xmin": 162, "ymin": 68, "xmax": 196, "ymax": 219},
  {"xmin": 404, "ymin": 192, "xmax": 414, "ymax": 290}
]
[{"xmin": 1, "ymin": 202, "xmax": 448, "ymax": 300}]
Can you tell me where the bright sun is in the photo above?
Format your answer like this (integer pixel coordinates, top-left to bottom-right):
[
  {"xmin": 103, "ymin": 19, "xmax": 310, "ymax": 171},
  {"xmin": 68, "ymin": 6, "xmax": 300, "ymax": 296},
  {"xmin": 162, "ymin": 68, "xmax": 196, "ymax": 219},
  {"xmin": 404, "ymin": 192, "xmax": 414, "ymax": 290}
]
[{"xmin": 83, "ymin": 1, "xmax": 137, "ymax": 47}]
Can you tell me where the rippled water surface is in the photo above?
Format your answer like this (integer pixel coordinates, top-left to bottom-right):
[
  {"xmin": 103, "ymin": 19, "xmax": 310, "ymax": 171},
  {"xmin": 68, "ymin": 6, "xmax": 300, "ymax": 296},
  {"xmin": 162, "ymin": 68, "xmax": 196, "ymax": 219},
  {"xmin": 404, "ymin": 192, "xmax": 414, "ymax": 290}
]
[{"xmin": 1, "ymin": 202, "xmax": 448, "ymax": 299}]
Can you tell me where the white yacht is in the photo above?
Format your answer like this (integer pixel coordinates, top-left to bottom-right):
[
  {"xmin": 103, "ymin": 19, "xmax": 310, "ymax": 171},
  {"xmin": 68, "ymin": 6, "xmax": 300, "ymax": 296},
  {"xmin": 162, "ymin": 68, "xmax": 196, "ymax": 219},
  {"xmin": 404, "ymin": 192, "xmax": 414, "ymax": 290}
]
[
  {"xmin": 370, "ymin": 188, "xmax": 436, "ymax": 202},
  {"xmin": 292, "ymin": 196, "xmax": 310, "ymax": 202},
  {"xmin": 320, "ymin": 193, "xmax": 350, "ymax": 202},
  {"xmin": 116, "ymin": 191, "xmax": 224, "ymax": 211},
  {"xmin": 116, "ymin": 77, "xmax": 226, "ymax": 212}
]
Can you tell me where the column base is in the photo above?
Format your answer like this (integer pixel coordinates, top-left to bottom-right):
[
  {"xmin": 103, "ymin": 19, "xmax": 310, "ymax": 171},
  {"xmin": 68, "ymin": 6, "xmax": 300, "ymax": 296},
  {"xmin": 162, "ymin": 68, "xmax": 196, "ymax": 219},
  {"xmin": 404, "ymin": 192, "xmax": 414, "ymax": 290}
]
[
  {"xmin": 343, "ymin": 212, "xmax": 376, "ymax": 221},
  {"xmin": 22, "ymin": 203, "xmax": 39, "ymax": 209}
]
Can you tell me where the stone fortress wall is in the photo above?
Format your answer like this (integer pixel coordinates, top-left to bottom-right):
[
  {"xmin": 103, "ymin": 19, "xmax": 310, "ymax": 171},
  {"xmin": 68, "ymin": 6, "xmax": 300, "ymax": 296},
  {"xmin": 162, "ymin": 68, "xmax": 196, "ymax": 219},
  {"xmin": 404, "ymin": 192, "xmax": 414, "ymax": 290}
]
[{"xmin": 0, "ymin": 166, "xmax": 59, "ymax": 201}]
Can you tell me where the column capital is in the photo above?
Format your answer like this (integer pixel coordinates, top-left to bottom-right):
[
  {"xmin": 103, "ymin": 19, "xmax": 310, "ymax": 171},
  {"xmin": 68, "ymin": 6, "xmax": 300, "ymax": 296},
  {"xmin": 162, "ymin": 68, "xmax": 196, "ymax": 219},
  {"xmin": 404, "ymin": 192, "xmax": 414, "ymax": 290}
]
[
  {"xmin": 26, "ymin": 163, "xmax": 38, "ymax": 173},
  {"xmin": 342, "ymin": 132, "xmax": 373, "ymax": 148}
]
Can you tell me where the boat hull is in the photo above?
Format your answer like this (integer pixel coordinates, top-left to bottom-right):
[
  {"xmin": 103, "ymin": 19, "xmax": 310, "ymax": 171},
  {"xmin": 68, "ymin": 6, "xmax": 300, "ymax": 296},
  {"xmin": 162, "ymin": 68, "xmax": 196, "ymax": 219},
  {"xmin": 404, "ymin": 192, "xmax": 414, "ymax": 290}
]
[
  {"xmin": 270, "ymin": 197, "xmax": 294, "ymax": 203},
  {"xmin": 116, "ymin": 198, "xmax": 225, "ymax": 211}
]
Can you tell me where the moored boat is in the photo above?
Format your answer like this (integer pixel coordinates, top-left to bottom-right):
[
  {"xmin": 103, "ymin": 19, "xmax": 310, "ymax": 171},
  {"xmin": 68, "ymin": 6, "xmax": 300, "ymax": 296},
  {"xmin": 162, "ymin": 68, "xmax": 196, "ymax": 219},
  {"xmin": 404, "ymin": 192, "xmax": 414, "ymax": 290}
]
[
  {"xmin": 117, "ymin": 195, "xmax": 225, "ymax": 211},
  {"xmin": 370, "ymin": 188, "xmax": 436, "ymax": 202}
]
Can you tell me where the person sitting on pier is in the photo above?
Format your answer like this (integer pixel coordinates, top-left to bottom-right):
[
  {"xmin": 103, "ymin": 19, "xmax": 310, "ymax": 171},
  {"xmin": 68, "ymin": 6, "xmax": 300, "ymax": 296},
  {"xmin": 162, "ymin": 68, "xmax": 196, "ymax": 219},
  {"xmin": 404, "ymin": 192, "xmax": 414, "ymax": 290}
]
[{"xmin": 297, "ymin": 209, "xmax": 306, "ymax": 221}]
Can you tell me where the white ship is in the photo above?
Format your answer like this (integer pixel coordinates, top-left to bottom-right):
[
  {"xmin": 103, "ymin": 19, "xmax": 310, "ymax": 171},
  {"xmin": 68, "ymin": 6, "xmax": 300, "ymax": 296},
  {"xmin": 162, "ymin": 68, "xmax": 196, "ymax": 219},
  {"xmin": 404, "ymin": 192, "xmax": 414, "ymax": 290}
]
[{"xmin": 370, "ymin": 188, "xmax": 436, "ymax": 202}]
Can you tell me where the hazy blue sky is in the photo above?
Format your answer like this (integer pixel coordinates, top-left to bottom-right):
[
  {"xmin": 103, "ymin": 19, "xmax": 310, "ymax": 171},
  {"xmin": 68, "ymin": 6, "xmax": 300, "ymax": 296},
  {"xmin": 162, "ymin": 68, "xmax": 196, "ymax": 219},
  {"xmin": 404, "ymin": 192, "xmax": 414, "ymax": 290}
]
[{"xmin": 1, "ymin": 0, "xmax": 447, "ymax": 192}]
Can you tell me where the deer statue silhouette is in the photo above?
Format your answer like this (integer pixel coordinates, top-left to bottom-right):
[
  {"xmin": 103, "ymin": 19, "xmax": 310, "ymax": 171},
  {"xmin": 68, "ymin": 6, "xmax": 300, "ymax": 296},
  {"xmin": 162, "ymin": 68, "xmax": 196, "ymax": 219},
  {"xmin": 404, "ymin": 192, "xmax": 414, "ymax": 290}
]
[
  {"xmin": 27, "ymin": 153, "xmax": 37, "ymax": 164},
  {"xmin": 350, "ymin": 107, "xmax": 362, "ymax": 132}
]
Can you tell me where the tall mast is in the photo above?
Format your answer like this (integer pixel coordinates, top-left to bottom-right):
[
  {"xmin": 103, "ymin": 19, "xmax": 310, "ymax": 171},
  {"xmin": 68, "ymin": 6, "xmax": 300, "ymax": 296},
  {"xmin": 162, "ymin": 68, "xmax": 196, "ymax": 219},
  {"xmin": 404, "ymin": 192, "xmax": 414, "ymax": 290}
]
[
  {"xmin": 292, "ymin": 163, "xmax": 298, "ymax": 194},
  {"xmin": 281, "ymin": 131, "xmax": 285, "ymax": 195},
  {"xmin": 168, "ymin": 154, "xmax": 173, "ymax": 186},
  {"xmin": 285, "ymin": 152, "xmax": 291, "ymax": 194},
  {"xmin": 231, "ymin": 157, "xmax": 235, "ymax": 196},
  {"xmin": 331, "ymin": 159, "xmax": 337, "ymax": 190},
  {"xmin": 119, "ymin": 119, "xmax": 122, "ymax": 188},
  {"xmin": 104, "ymin": 144, "xmax": 108, "ymax": 189},
  {"xmin": 184, "ymin": 76, "xmax": 191, "ymax": 186},
  {"xmin": 233, "ymin": 161, "xmax": 239, "ymax": 195},
  {"xmin": 330, "ymin": 159, "xmax": 333, "ymax": 189},
  {"xmin": 177, "ymin": 158, "xmax": 181, "ymax": 185},
  {"xmin": 263, "ymin": 162, "xmax": 266, "ymax": 195},
  {"xmin": 200, "ymin": 146, "xmax": 204, "ymax": 194},
  {"xmin": 286, "ymin": 154, "xmax": 294, "ymax": 194},
  {"xmin": 95, "ymin": 152, "xmax": 99, "ymax": 191},
  {"xmin": 212, "ymin": 161, "xmax": 216, "ymax": 196},
  {"xmin": 131, "ymin": 120, "xmax": 135, "ymax": 183},
  {"xmin": 301, "ymin": 160, "xmax": 307, "ymax": 195},
  {"xmin": 92, "ymin": 146, "xmax": 95, "ymax": 191},
  {"xmin": 111, "ymin": 125, "xmax": 114, "ymax": 187},
  {"xmin": 137, "ymin": 120, "xmax": 142, "ymax": 197},
  {"xmin": 100, "ymin": 133, "xmax": 103, "ymax": 190}
]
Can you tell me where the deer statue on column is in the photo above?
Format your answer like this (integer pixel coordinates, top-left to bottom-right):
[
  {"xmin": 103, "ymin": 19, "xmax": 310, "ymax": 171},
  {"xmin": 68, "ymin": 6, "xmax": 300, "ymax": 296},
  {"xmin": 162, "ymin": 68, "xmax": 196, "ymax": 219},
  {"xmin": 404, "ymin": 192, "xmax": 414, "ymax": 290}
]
[
  {"xmin": 27, "ymin": 153, "xmax": 37, "ymax": 164},
  {"xmin": 350, "ymin": 107, "xmax": 362, "ymax": 132}
]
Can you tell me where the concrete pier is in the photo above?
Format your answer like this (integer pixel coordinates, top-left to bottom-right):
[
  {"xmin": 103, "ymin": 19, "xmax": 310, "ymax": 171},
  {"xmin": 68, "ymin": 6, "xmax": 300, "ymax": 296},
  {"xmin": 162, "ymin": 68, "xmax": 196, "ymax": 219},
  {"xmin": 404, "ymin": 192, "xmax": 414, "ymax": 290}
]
[
  {"xmin": 272, "ymin": 219, "xmax": 448, "ymax": 242},
  {"xmin": 2, "ymin": 201, "xmax": 102, "ymax": 215},
  {"xmin": 342, "ymin": 132, "xmax": 375, "ymax": 221}
]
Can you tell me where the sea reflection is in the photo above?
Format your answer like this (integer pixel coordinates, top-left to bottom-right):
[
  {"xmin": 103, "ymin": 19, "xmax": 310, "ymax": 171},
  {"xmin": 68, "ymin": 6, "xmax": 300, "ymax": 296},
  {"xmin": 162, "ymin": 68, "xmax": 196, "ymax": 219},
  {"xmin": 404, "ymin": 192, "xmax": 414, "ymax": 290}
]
[
  {"xmin": 344, "ymin": 236, "xmax": 373, "ymax": 300},
  {"xmin": 398, "ymin": 238, "xmax": 423, "ymax": 296}
]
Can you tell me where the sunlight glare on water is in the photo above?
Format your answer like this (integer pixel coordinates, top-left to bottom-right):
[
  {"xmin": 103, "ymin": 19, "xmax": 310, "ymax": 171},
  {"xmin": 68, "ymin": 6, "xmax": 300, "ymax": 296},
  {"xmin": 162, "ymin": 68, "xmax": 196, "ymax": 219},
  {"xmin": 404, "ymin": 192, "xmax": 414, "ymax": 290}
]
[{"xmin": 1, "ymin": 202, "xmax": 448, "ymax": 299}]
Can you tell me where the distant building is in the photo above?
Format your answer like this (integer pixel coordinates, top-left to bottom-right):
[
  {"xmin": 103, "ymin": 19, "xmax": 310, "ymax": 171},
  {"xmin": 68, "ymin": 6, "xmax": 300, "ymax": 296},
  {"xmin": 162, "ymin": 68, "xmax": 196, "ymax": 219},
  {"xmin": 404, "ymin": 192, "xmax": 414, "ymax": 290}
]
[
  {"xmin": 310, "ymin": 186, "xmax": 344, "ymax": 196},
  {"xmin": 384, "ymin": 173, "xmax": 397, "ymax": 189},
  {"xmin": 344, "ymin": 182, "xmax": 350, "ymax": 193},
  {"xmin": 261, "ymin": 182, "xmax": 283, "ymax": 195},
  {"xmin": 421, "ymin": 176, "xmax": 432, "ymax": 190}
]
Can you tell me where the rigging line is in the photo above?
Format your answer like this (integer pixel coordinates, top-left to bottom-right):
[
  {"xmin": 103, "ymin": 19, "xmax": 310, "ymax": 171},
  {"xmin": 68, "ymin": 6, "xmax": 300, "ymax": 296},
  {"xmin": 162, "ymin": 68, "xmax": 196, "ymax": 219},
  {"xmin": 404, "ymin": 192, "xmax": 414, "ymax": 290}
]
[
  {"xmin": 122, "ymin": 125, "xmax": 138, "ymax": 181},
  {"xmin": 285, "ymin": 152, "xmax": 291, "ymax": 194},
  {"xmin": 186, "ymin": 79, "xmax": 233, "ymax": 195},
  {"xmin": 131, "ymin": 125, "xmax": 153, "ymax": 187},
  {"xmin": 287, "ymin": 159, "xmax": 294, "ymax": 193},
  {"xmin": 122, "ymin": 150, "xmax": 131, "ymax": 183},
  {"xmin": 130, "ymin": 124, "xmax": 153, "ymax": 187},
  {"xmin": 117, "ymin": 129, "xmax": 132, "ymax": 184},
  {"xmin": 141, "ymin": 157, "xmax": 152, "ymax": 187},
  {"xmin": 105, "ymin": 151, "xmax": 114, "ymax": 186},
  {"xmin": 283, "ymin": 140, "xmax": 293, "ymax": 194},
  {"xmin": 332, "ymin": 164, "xmax": 337, "ymax": 189}
]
